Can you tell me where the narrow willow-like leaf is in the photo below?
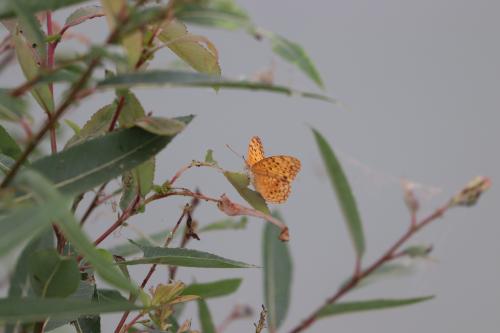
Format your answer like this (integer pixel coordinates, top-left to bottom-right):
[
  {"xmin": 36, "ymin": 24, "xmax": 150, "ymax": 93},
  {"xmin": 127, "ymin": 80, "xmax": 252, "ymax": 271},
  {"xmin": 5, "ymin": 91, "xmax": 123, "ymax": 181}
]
[
  {"xmin": 0, "ymin": 298, "xmax": 141, "ymax": 323},
  {"xmin": 118, "ymin": 90, "xmax": 145, "ymax": 128},
  {"xmin": 174, "ymin": 0, "xmax": 251, "ymax": 30},
  {"xmin": 181, "ymin": 279, "xmax": 242, "ymax": 299},
  {"xmin": 224, "ymin": 171, "xmax": 270, "ymax": 214},
  {"xmin": 261, "ymin": 31, "xmax": 324, "ymax": 88},
  {"xmin": 0, "ymin": 125, "xmax": 22, "ymax": 159},
  {"xmin": 108, "ymin": 216, "xmax": 245, "ymax": 256},
  {"xmin": 263, "ymin": 212, "xmax": 292, "ymax": 330},
  {"xmin": 134, "ymin": 117, "xmax": 186, "ymax": 136},
  {"xmin": 0, "ymin": 201, "xmax": 64, "ymax": 257},
  {"xmin": 197, "ymin": 299, "xmax": 216, "ymax": 333},
  {"xmin": 317, "ymin": 296, "xmax": 435, "ymax": 318},
  {"xmin": 11, "ymin": 171, "xmax": 138, "ymax": 294},
  {"xmin": 123, "ymin": 242, "xmax": 257, "ymax": 268},
  {"xmin": 97, "ymin": 70, "xmax": 335, "ymax": 103},
  {"xmin": 158, "ymin": 20, "xmax": 220, "ymax": 75},
  {"xmin": 0, "ymin": 89, "xmax": 27, "ymax": 121},
  {"xmin": 64, "ymin": 5, "xmax": 104, "ymax": 28},
  {"xmin": 0, "ymin": 0, "xmax": 89, "ymax": 19},
  {"xmin": 12, "ymin": 30, "xmax": 54, "ymax": 114},
  {"xmin": 9, "ymin": 1, "xmax": 46, "ymax": 62},
  {"xmin": 356, "ymin": 263, "xmax": 416, "ymax": 289},
  {"xmin": 312, "ymin": 128, "xmax": 366, "ymax": 258},
  {"xmin": 16, "ymin": 125, "xmax": 188, "ymax": 202},
  {"xmin": 101, "ymin": 0, "xmax": 142, "ymax": 68},
  {"xmin": 65, "ymin": 103, "xmax": 115, "ymax": 148}
]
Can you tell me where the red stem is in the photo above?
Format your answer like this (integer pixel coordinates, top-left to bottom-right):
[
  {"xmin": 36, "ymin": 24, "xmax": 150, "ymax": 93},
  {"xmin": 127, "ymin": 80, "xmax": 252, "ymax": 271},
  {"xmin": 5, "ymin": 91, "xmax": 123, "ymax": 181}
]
[
  {"xmin": 108, "ymin": 95, "xmax": 126, "ymax": 131},
  {"xmin": 288, "ymin": 203, "xmax": 450, "ymax": 333},
  {"xmin": 114, "ymin": 206, "xmax": 189, "ymax": 333},
  {"xmin": 122, "ymin": 312, "xmax": 144, "ymax": 332},
  {"xmin": 93, "ymin": 194, "xmax": 140, "ymax": 246}
]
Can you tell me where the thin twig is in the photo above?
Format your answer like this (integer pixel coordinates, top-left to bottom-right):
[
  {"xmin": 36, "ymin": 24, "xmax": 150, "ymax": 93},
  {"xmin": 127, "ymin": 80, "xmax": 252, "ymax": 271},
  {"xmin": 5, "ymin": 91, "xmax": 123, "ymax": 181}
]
[
  {"xmin": 288, "ymin": 202, "xmax": 452, "ymax": 333},
  {"xmin": 80, "ymin": 183, "xmax": 107, "ymax": 226},
  {"xmin": 93, "ymin": 194, "xmax": 140, "ymax": 246},
  {"xmin": 114, "ymin": 204, "xmax": 190, "ymax": 333},
  {"xmin": 0, "ymin": 6, "xmax": 141, "ymax": 188},
  {"xmin": 107, "ymin": 95, "xmax": 126, "ymax": 131}
]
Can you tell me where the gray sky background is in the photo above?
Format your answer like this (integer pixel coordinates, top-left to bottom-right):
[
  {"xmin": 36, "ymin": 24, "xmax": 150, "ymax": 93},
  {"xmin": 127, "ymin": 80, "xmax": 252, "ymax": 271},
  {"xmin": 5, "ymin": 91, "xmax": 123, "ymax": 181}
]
[{"xmin": 1, "ymin": 1, "xmax": 500, "ymax": 332}]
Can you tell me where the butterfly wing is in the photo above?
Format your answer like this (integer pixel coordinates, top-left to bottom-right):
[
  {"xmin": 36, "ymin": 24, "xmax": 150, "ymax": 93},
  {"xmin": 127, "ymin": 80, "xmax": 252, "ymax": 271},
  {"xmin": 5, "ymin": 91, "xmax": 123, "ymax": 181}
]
[
  {"xmin": 246, "ymin": 136, "xmax": 265, "ymax": 167},
  {"xmin": 251, "ymin": 155, "xmax": 301, "ymax": 203},
  {"xmin": 253, "ymin": 174, "xmax": 292, "ymax": 204}
]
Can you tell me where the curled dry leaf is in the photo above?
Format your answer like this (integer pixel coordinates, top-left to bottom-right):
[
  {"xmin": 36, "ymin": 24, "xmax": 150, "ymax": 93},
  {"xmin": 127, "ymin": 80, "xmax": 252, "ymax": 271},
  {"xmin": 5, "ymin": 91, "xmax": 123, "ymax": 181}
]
[
  {"xmin": 217, "ymin": 194, "xmax": 289, "ymax": 241},
  {"xmin": 177, "ymin": 319, "xmax": 191, "ymax": 333}
]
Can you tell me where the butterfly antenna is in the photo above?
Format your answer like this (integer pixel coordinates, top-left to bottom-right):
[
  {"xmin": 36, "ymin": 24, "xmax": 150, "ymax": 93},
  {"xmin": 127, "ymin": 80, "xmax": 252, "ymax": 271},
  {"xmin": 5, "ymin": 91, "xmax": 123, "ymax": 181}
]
[{"xmin": 225, "ymin": 144, "xmax": 245, "ymax": 162}]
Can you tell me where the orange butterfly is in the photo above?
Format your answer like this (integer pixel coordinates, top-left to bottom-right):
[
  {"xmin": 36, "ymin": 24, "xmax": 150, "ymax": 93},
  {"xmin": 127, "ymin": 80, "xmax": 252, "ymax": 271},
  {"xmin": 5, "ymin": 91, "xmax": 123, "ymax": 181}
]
[{"xmin": 246, "ymin": 136, "xmax": 301, "ymax": 203}]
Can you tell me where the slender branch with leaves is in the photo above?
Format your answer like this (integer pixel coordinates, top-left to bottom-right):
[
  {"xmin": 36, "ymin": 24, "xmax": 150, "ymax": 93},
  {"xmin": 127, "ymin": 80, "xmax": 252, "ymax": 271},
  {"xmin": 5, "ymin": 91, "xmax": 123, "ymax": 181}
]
[{"xmin": 0, "ymin": 1, "xmax": 491, "ymax": 333}]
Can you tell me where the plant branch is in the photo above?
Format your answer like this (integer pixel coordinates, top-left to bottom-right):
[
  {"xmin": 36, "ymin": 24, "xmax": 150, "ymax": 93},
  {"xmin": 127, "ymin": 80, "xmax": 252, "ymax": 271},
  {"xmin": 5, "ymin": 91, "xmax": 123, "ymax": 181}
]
[
  {"xmin": 114, "ymin": 204, "xmax": 190, "ymax": 333},
  {"xmin": 94, "ymin": 194, "xmax": 140, "ymax": 246},
  {"xmin": 0, "ymin": 7, "xmax": 138, "ymax": 189},
  {"xmin": 80, "ymin": 183, "xmax": 108, "ymax": 226},
  {"xmin": 287, "ymin": 201, "xmax": 452, "ymax": 333},
  {"xmin": 108, "ymin": 95, "xmax": 126, "ymax": 131}
]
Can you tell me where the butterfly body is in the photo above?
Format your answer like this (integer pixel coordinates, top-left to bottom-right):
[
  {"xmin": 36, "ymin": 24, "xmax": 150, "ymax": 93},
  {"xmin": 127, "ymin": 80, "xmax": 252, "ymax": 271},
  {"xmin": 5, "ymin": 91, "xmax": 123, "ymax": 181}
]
[{"xmin": 245, "ymin": 136, "xmax": 301, "ymax": 203}]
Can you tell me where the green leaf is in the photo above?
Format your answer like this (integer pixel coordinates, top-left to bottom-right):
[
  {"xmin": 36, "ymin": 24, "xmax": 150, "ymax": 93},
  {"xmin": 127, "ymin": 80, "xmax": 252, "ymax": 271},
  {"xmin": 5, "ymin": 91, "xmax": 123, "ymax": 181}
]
[
  {"xmin": 0, "ymin": 298, "xmax": 141, "ymax": 323},
  {"xmin": 158, "ymin": 20, "xmax": 220, "ymax": 76},
  {"xmin": 119, "ymin": 171, "xmax": 136, "ymax": 212},
  {"xmin": 123, "ymin": 241, "xmax": 257, "ymax": 268},
  {"xmin": 356, "ymin": 263, "xmax": 415, "ymax": 289},
  {"xmin": 0, "ymin": 89, "xmax": 27, "ymax": 121},
  {"xmin": 75, "ymin": 314, "xmax": 101, "ymax": 333},
  {"xmin": 0, "ymin": 200, "xmax": 65, "ymax": 257},
  {"xmin": 64, "ymin": 119, "xmax": 81, "ymax": 135},
  {"xmin": 174, "ymin": 0, "xmax": 251, "ymax": 31},
  {"xmin": 182, "ymin": 278, "xmax": 242, "ymax": 299},
  {"xmin": 118, "ymin": 91, "xmax": 145, "ymax": 128},
  {"xmin": 0, "ymin": 125, "xmax": 22, "ymax": 159},
  {"xmin": 204, "ymin": 149, "xmax": 215, "ymax": 164},
  {"xmin": 0, "ymin": 154, "xmax": 15, "ymax": 175},
  {"xmin": 97, "ymin": 70, "xmax": 336, "ymax": 103},
  {"xmin": 29, "ymin": 249, "xmax": 80, "ymax": 298},
  {"xmin": 16, "ymin": 125, "xmax": 189, "ymax": 202},
  {"xmin": 312, "ymin": 128, "xmax": 365, "ymax": 258},
  {"xmin": 12, "ymin": 29, "xmax": 54, "ymax": 114},
  {"xmin": 134, "ymin": 117, "xmax": 186, "ymax": 136},
  {"xmin": 224, "ymin": 171, "xmax": 270, "ymax": 214},
  {"xmin": 9, "ymin": 1, "xmax": 46, "ymax": 62},
  {"xmin": 402, "ymin": 245, "xmax": 433, "ymax": 258},
  {"xmin": 197, "ymin": 299, "xmax": 216, "ymax": 333},
  {"xmin": 44, "ymin": 280, "xmax": 95, "ymax": 331},
  {"xmin": 265, "ymin": 31, "xmax": 324, "ymax": 88},
  {"xmin": 64, "ymin": 5, "xmax": 104, "ymax": 29},
  {"xmin": 318, "ymin": 296, "xmax": 435, "ymax": 318},
  {"xmin": 65, "ymin": 103, "xmax": 115, "ymax": 148},
  {"xmin": 263, "ymin": 212, "xmax": 292, "ymax": 330},
  {"xmin": 5, "ymin": 230, "xmax": 53, "ymax": 333},
  {"xmin": 108, "ymin": 214, "xmax": 243, "ymax": 257},
  {"xmin": 198, "ymin": 217, "xmax": 248, "ymax": 233},
  {"xmin": 0, "ymin": 0, "xmax": 90, "ymax": 19},
  {"xmin": 134, "ymin": 158, "xmax": 155, "ymax": 197},
  {"xmin": 11, "ymin": 171, "xmax": 139, "ymax": 294},
  {"xmin": 100, "ymin": 0, "xmax": 142, "ymax": 68}
]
